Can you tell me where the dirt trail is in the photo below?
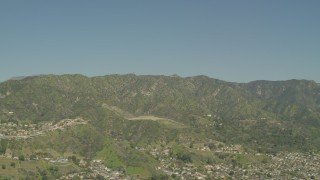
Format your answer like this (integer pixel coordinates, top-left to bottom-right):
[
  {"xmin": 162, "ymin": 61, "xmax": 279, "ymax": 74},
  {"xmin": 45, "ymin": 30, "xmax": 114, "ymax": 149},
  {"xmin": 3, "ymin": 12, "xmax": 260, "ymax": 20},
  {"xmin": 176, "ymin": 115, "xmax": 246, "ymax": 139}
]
[{"xmin": 102, "ymin": 104, "xmax": 187, "ymax": 128}]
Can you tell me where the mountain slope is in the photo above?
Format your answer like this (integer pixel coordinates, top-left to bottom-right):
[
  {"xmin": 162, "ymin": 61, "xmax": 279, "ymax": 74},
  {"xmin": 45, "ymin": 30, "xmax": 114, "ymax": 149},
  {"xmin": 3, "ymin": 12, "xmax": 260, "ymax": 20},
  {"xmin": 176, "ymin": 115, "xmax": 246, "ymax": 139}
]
[{"xmin": 1, "ymin": 74, "xmax": 320, "ymax": 179}]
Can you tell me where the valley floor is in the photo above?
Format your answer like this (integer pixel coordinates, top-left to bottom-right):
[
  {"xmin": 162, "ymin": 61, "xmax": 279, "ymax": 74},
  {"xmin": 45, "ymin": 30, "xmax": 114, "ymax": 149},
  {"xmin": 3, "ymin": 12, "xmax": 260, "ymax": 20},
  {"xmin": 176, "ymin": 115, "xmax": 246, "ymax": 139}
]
[
  {"xmin": 1, "ymin": 147, "xmax": 319, "ymax": 179},
  {"xmin": 0, "ymin": 118, "xmax": 319, "ymax": 179}
]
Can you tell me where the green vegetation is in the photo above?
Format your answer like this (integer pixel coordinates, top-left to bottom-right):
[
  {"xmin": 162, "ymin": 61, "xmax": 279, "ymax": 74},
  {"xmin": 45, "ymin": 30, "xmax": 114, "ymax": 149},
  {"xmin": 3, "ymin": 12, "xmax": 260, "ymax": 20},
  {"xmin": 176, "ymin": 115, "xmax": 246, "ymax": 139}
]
[
  {"xmin": 0, "ymin": 74, "xmax": 320, "ymax": 178},
  {"xmin": 0, "ymin": 140, "xmax": 8, "ymax": 154},
  {"xmin": 96, "ymin": 142, "xmax": 123, "ymax": 170},
  {"xmin": 0, "ymin": 157, "xmax": 76, "ymax": 179},
  {"xmin": 172, "ymin": 145, "xmax": 192, "ymax": 163}
]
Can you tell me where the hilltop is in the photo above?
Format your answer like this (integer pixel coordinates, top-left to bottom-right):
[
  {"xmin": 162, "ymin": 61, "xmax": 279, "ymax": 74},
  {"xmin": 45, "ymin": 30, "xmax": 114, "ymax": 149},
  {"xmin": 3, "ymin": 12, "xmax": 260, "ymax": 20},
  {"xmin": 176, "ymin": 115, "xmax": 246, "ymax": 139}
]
[{"xmin": 0, "ymin": 74, "xmax": 320, "ymax": 179}]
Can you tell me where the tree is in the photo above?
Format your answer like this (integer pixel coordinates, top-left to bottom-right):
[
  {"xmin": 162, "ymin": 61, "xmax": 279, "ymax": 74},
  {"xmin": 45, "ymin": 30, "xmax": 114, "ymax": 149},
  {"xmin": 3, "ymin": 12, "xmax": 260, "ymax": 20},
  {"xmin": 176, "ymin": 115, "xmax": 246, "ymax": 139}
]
[
  {"xmin": 19, "ymin": 154, "xmax": 25, "ymax": 161},
  {"xmin": 30, "ymin": 154, "xmax": 37, "ymax": 160},
  {"xmin": 176, "ymin": 152, "xmax": 192, "ymax": 163},
  {"xmin": 96, "ymin": 174, "xmax": 105, "ymax": 180},
  {"xmin": 208, "ymin": 143, "xmax": 216, "ymax": 150},
  {"xmin": 151, "ymin": 173, "xmax": 170, "ymax": 180},
  {"xmin": 68, "ymin": 155, "xmax": 80, "ymax": 165},
  {"xmin": 229, "ymin": 170, "xmax": 234, "ymax": 176},
  {"xmin": 10, "ymin": 162, "xmax": 15, "ymax": 168},
  {"xmin": 0, "ymin": 140, "xmax": 8, "ymax": 154}
]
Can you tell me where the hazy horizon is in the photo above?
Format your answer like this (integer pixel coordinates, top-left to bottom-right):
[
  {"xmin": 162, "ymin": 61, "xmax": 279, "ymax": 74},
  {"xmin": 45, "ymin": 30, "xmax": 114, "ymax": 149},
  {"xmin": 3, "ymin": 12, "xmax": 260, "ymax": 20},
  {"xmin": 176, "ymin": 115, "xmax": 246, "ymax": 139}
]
[
  {"xmin": 1, "ymin": 1, "xmax": 319, "ymax": 83},
  {"xmin": 3, "ymin": 73, "xmax": 319, "ymax": 84}
]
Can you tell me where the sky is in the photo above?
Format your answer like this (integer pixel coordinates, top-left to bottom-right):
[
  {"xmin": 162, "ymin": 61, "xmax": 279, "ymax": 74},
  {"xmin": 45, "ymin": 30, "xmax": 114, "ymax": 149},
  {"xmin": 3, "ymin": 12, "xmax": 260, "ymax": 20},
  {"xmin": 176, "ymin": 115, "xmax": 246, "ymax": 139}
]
[{"xmin": 0, "ymin": 0, "xmax": 319, "ymax": 83}]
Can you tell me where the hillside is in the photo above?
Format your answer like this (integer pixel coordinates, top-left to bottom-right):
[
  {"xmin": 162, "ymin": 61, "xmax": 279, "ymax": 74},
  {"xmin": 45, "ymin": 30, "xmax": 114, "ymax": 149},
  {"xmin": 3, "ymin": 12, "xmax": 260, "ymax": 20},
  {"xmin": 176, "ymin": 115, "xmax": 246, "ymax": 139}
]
[{"xmin": 0, "ymin": 74, "xmax": 320, "ymax": 179}]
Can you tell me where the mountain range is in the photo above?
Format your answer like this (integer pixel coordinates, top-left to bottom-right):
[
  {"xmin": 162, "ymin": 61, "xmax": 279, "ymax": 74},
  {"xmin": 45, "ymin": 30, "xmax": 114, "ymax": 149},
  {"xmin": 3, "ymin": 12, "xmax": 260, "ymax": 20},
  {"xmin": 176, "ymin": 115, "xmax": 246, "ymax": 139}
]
[{"xmin": 0, "ymin": 74, "xmax": 320, "ymax": 179}]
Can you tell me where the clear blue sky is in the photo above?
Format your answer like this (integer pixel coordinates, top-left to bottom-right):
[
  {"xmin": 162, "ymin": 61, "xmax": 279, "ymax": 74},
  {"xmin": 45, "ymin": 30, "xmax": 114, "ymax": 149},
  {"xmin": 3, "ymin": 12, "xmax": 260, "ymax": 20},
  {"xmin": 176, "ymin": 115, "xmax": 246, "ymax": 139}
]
[{"xmin": 1, "ymin": 0, "xmax": 319, "ymax": 82}]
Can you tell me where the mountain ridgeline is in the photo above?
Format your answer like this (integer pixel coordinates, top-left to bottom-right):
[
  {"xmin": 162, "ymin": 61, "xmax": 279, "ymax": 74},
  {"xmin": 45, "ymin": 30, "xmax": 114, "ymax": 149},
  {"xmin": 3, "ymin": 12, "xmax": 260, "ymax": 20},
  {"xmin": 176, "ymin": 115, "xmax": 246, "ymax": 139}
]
[
  {"xmin": 0, "ymin": 74, "xmax": 320, "ymax": 178},
  {"xmin": 1, "ymin": 75, "xmax": 319, "ymax": 124}
]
